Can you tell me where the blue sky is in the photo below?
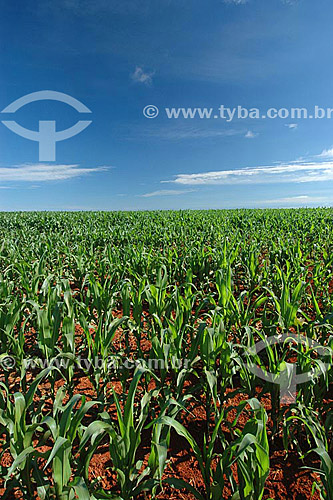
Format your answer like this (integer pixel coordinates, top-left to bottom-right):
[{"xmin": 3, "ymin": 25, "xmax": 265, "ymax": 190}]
[{"xmin": 1, "ymin": 0, "xmax": 333, "ymax": 210}]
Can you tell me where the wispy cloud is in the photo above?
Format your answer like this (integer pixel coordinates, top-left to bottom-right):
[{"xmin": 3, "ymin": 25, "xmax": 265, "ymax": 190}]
[
  {"xmin": 245, "ymin": 130, "xmax": 258, "ymax": 139},
  {"xmin": 0, "ymin": 164, "xmax": 108, "ymax": 182},
  {"xmin": 260, "ymin": 195, "xmax": 328, "ymax": 205},
  {"xmin": 319, "ymin": 147, "xmax": 333, "ymax": 159},
  {"xmin": 223, "ymin": 0, "xmax": 248, "ymax": 4},
  {"xmin": 136, "ymin": 126, "xmax": 245, "ymax": 141},
  {"xmin": 131, "ymin": 66, "xmax": 154, "ymax": 86},
  {"xmin": 140, "ymin": 189, "xmax": 195, "ymax": 198},
  {"xmin": 166, "ymin": 161, "xmax": 333, "ymax": 186}
]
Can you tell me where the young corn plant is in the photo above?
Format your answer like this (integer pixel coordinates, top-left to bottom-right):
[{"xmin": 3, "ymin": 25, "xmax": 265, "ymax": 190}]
[
  {"xmin": 161, "ymin": 411, "xmax": 231, "ymax": 500},
  {"xmin": 267, "ymin": 266, "xmax": 305, "ymax": 330},
  {"xmin": 0, "ymin": 368, "xmax": 60, "ymax": 498},
  {"xmin": 79, "ymin": 312, "xmax": 128, "ymax": 398},
  {"xmin": 228, "ymin": 399, "xmax": 270, "ymax": 500},
  {"xmin": 161, "ymin": 399, "xmax": 270, "ymax": 500},
  {"xmin": 311, "ymin": 448, "xmax": 333, "ymax": 500},
  {"xmin": 41, "ymin": 388, "xmax": 99, "ymax": 500},
  {"xmin": 79, "ymin": 368, "xmax": 159, "ymax": 500}
]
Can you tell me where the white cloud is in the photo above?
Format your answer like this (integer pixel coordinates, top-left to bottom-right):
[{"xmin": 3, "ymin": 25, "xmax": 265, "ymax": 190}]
[
  {"xmin": 285, "ymin": 123, "xmax": 298, "ymax": 130},
  {"xmin": 0, "ymin": 164, "xmax": 108, "ymax": 182},
  {"xmin": 140, "ymin": 189, "xmax": 195, "ymax": 198},
  {"xmin": 166, "ymin": 161, "xmax": 333, "ymax": 186},
  {"xmin": 260, "ymin": 195, "xmax": 327, "ymax": 205},
  {"xmin": 319, "ymin": 147, "xmax": 333, "ymax": 159},
  {"xmin": 245, "ymin": 130, "xmax": 258, "ymax": 139},
  {"xmin": 131, "ymin": 66, "xmax": 154, "ymax": 86},
  {"xmin": 223, "ymin": 0, "xmax": 248, "ymax": 4},
  {"xmin": 245, "ymin": 194, "xmax": 332, "ymax": 208},
  {"xmin": 137, "ymin": 126, "xmax": 245, "ymax": 140}
]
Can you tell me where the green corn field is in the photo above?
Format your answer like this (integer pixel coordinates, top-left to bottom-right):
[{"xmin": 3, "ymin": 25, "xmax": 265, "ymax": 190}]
[{"xmin": 0, "ymin": 209, "xmax": 332, "ymax": 499}]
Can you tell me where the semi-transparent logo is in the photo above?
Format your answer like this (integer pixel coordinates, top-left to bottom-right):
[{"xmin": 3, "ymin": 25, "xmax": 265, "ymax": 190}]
[{"xmin": 1, "ymin": 90, "xmax": 92, "ymax": 161}]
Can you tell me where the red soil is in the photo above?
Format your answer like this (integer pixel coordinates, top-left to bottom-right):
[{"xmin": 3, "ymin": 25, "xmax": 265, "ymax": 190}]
[{"xmin": 0, "ymin": 315, "xmax": 330, "ymax": 500}]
